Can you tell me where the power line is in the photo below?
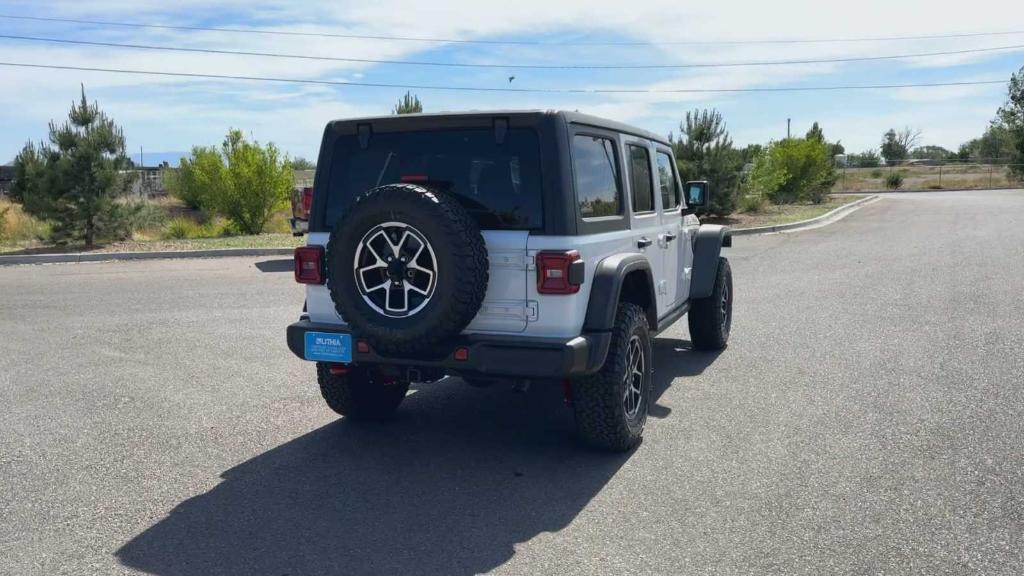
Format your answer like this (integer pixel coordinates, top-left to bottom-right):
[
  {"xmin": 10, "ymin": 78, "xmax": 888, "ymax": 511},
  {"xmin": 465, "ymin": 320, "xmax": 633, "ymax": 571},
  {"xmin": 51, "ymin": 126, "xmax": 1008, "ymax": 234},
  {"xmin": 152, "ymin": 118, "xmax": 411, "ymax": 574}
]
[
  {"xmin": 2, "ymin": 13, "xmax": 1024, "ymax": 46},
  {"xmin": 3, "ymin": 33, "xmax": 1023, "ymax": 70},
  {"xmin": 0, "ymin": 61, "xmax": 1007, "ymax": 93}
]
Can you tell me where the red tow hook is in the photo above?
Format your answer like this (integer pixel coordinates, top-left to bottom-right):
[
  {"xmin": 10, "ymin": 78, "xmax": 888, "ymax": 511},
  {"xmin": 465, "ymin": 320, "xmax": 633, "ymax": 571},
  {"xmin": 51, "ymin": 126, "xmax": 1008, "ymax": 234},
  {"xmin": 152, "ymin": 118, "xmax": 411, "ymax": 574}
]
[
  {"xmin": 562, "ymin": 379, "xmax": 574, "ymax": 405},
  {"xmin": 328, "ymin": 365, "xmax": 350, "ymax": 375}
]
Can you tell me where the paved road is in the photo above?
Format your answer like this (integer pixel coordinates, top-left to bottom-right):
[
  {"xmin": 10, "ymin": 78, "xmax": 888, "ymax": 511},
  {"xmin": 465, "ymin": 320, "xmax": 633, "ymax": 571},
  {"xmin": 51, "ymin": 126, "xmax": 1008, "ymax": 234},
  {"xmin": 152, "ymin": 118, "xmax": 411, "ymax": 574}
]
[{"xmin": 2, "ymin": 190, "xmax": 1023, "ymax": 575}]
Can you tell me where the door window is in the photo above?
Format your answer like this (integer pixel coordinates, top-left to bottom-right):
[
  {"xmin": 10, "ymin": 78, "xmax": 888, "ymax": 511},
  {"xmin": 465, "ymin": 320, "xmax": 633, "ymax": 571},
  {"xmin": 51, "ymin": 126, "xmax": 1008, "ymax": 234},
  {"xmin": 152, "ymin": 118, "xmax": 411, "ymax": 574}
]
[
  {"xmin": 628, "ymin": 145, "xmax": 654, "ymax": 214},
  {"xmin": 656, "ymin": 151, "xmax": 680, "ymax": 211}
]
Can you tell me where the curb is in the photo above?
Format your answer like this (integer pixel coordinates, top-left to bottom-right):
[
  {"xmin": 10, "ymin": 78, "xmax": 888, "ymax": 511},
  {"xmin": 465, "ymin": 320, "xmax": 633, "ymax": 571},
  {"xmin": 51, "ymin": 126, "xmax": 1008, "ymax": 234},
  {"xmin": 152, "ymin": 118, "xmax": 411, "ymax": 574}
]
[
  {"xmin": 834, "ymin": 186, "xmax": 1023, "ymax": 195},
  {"xmin": 731, "ymin": 195, "xmax": 879, "ymax": 236},
  {"xmin": 0, "ymin": 247, "xmax": 296, "ymax": 267}
]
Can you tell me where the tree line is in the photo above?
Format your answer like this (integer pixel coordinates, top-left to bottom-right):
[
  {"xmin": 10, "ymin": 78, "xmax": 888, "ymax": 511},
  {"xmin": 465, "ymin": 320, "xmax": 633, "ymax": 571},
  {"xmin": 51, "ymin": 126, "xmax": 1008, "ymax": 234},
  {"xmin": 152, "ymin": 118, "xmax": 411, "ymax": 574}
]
[
  {"xmin": 7, "ymin": 89, "xmax": 424, "ymax": 246},
  {"xmin": 677, "ymin": 65, "xmax": 1024, "ymax": 214},
  {"xmin": 7, "ymin": 69, "xmax": 1024, "ymax": 242}
]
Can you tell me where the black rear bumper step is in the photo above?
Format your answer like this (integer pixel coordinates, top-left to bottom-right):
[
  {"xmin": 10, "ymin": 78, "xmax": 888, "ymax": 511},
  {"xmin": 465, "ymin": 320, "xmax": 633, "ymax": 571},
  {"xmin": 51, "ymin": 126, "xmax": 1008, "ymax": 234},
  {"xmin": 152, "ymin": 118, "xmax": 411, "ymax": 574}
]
[{"xmin": 287, "ymin": 320, "xmax": 611, "ymax": 378}]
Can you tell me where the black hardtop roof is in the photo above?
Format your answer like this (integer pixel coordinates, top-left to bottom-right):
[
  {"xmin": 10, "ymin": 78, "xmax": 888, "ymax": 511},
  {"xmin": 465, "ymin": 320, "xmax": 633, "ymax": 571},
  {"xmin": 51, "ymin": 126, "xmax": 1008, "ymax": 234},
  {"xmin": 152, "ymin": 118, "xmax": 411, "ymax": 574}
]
[{"xmin": 327, "ymin": 110, "xmax": 671, "ymax": 147}]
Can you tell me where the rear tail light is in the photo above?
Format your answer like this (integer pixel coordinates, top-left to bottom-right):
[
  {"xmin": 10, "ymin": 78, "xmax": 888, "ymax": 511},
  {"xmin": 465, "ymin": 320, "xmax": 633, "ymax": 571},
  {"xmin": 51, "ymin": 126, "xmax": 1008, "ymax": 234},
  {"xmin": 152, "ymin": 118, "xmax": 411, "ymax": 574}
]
[
  {"xmin": 301, "ymin": 187, "xmax": 313, "ymax": 218},
  {"xmin": 294, "ymin": 246, "xmax": 324, "ymax": 284},
  {"xmin": 536, "ymin": 250, "xmax": 583, "ymax": 294}
]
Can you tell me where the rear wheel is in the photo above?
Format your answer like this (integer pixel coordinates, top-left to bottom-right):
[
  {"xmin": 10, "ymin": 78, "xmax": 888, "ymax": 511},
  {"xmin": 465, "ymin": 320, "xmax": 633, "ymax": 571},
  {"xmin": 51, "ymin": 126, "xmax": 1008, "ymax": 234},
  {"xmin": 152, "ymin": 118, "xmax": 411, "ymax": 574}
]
[
  {"xmin": 316, "ymin": 363, "xmax": 410, "ymax": 421},
  {"xmin": 571, "ymin": 303, "xmax": 653, "ymax": 452},
  {"xmin": 688, "ymin": 257, "xmax": 733, "ymax": 351}
]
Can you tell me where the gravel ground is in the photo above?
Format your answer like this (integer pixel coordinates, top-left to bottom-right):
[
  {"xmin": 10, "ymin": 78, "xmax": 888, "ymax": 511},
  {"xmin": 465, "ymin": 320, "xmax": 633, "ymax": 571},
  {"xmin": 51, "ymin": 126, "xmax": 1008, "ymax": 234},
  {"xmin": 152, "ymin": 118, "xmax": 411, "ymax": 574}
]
[{"xmin": 1, "ymin": 189, "xmax": 1022, "ymax": 575}]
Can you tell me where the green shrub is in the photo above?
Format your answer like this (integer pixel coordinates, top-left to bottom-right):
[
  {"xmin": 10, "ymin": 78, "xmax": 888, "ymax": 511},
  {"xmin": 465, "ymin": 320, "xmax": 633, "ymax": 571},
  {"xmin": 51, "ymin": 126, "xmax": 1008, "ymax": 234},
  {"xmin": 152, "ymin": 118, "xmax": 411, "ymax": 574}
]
[
  {"xmin": 171, "ymin": 130, "xmax": 292, "ymax": 234},
  {"xmin": 738, "ymin": 194, "xmax": 767, "ymax": 213},
  {"xmin": 164, "ymin": 146, "xmax": 224, "ymax": 211},
  {"xmin": 162, "ymin": 216, "xmax": 238, "ymax": 240},
  {"xmin": 124, "ymin": 200, "xmax": 167, "ymax": 234},
  {"xmin": 870, "ymin": 169, "xmax": 884, "ymax": 179},
  {"xmin": 163, "ymin": 217, "xmax": 201, "ymax": 239},
  {"xmin": 748, "ymin": 138, "xmax": 836, "ymax": 204},
  {"xmin": 885, "ymin": 172, "xmax": 904, "ymax": 190},
  {"xmin": 216, "ymin": 130, "xmax": 293, "ymax": 234},
  {"xmin": 852, "ymin": 149, "xmax": 881, "ymax": 168}
]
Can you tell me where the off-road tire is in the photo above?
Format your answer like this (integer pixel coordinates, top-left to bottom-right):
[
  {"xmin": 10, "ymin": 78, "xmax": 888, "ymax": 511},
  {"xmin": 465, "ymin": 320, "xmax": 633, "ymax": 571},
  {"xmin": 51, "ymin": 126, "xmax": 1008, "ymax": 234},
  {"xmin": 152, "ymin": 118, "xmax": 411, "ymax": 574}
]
[
  {"xmin": 571, "ymin": 303, "xmax": 653, "ymax": 452},
  {"xmin": 688, "ymin": 257, "xmax": 733, "ymax": 351},
  {"xmin": 316, "ymin": 363, "xmax": 410, "ymax": 421},
  {"xmin": 325, "ymin": 184, "xmax": 488, "ymax": 356}
]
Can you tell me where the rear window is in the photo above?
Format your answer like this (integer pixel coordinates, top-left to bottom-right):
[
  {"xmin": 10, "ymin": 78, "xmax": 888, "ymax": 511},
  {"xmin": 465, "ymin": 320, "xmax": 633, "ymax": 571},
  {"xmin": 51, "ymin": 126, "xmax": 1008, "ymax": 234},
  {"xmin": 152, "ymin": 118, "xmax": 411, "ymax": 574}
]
[{"xmin": 322, "ymin": 128, "xmax": 543, "ymax": 230}]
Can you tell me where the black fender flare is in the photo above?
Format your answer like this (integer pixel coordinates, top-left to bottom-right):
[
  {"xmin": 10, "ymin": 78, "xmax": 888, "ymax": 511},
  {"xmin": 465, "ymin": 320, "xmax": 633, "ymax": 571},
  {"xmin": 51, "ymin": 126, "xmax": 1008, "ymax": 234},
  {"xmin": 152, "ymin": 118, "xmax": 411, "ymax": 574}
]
[
  {"xmin": 583, "ymin": 253, "xmax": 658, "ymax": 332},
  {"xmin": 690, "ymin": 224, "xmax": 731, "ymax": 300}
]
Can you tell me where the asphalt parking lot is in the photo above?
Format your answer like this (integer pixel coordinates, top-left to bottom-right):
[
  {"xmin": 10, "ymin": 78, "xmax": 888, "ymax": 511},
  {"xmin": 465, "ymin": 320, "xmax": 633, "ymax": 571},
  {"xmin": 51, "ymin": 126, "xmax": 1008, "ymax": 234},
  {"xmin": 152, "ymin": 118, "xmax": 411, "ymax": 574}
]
[{"xmin": 2, "ymin": 189, "xmax": 1023, "ymax": 575}]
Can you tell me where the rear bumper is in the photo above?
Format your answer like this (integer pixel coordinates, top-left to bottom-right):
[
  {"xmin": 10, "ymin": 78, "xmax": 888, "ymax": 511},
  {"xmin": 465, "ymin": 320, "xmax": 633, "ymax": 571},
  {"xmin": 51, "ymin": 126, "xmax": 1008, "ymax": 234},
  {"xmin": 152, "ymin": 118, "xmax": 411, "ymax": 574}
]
[{"xmin": 286, "ymin": 319, "xmax": 610, "ymax": 379}]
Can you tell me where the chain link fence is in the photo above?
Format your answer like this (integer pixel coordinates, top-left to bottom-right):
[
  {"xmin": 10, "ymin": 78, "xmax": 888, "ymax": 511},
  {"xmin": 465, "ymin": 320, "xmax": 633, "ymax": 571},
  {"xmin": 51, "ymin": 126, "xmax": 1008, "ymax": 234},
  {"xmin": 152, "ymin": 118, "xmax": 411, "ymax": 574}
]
[{"xmin": 834, "ymin": 162, "xmax": 1024, "ymax": 192}]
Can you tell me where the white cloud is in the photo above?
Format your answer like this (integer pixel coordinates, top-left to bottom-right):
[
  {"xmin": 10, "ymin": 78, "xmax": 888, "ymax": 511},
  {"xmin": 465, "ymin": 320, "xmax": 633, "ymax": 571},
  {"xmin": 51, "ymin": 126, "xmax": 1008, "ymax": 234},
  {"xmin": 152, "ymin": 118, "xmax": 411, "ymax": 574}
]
[{"xmin": 2, "ymin": 0, "xmax": 1023, "ymax": 160}]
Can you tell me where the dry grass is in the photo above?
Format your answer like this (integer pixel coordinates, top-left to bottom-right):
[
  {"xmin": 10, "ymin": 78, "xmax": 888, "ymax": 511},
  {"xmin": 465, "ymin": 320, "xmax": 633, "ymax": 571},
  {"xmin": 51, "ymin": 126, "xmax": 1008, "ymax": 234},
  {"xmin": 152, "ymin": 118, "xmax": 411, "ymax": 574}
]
[
  {"xmin": 1, "ymin": 195, "xmax": 296, "ymax": 254},
  {"xmin": 0, "ymin": 199, "xmax": 50, "ymax": 251},
  {"xmin": 835, "ymin": 165, "xmax": 1023, "ymax": 192},
  {"xmin": 703, "ymin": 195, "xmax": 864, "ymax": 229}
]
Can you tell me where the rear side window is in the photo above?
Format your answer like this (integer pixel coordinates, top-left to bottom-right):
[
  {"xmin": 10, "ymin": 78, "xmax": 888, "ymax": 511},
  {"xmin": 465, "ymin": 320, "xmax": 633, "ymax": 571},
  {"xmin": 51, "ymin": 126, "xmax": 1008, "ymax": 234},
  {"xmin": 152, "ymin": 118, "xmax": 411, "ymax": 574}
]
[
  {"xmin": 628, "ymin": 145, "xmax": 654, "ymax": 213},
  {"xmin": 322, "ymin": 128, "xmax": 543, "ymax": 230},
  {"xmin": 572, "ymin": 135, "xmax": 622, "ymax": 218},
  {"xmin": 656, "ymin": 151, "xmax": 680, "ymax": 210}
]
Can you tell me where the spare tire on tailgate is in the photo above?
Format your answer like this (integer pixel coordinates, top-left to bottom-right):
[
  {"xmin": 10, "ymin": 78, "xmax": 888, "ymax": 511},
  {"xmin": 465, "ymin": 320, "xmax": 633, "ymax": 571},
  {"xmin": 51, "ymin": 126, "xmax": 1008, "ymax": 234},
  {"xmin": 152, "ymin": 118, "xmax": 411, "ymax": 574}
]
[{"xmin": 326, "ymin": 183, "xmax": 489, "ymax": 355}]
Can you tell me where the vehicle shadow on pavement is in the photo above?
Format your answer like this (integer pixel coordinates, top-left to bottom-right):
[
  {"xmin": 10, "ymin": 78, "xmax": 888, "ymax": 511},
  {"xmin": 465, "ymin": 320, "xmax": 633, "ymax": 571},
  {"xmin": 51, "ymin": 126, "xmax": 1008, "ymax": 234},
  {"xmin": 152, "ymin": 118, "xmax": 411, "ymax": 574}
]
[
  {"xmin": 649, "ymin": 337, "xmax": 722, "ymax": 419},
  {"xmin": 116, "ymin": 346, "xmax": 720, "ymax": 576},
  {"xmin": 253, "ymin": 259, "xmax": 294, "ymax": 273}
]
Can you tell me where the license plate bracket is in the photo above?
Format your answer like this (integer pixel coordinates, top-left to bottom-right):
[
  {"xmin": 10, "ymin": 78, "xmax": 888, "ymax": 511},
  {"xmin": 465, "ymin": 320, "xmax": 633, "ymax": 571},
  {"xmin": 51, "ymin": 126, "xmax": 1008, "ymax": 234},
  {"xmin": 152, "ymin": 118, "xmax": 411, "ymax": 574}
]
[{"xmin": 304, "ymin": 332, "xmax": 352, "ymax": 363}]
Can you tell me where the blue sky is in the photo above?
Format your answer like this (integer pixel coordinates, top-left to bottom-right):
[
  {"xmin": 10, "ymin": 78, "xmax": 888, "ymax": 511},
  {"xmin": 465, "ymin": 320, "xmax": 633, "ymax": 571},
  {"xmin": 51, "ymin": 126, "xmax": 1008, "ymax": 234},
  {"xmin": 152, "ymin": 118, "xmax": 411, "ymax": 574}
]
[{"xmin": 2, "ymin": 0, "xmax": 1023, "ymax": 165}]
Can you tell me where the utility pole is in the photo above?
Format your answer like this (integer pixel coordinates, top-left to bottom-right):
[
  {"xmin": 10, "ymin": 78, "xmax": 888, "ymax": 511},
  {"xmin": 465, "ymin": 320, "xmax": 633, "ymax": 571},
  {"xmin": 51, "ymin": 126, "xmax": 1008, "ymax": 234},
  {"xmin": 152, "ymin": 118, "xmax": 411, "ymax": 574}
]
[
  {"xmin": 140, "ymin": 145, "xmax": 144, "ymax": 168},
  {"xmin": 786, "ymin": 118, "xmax": 791, "ymax": 139}
]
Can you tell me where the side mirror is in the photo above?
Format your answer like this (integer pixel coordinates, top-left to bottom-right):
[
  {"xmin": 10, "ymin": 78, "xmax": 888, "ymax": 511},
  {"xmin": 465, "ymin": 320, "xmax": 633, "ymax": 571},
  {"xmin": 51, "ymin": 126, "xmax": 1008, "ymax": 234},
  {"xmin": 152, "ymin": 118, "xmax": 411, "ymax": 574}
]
[{"xmin": 684, "ymin": 180, "xmax": 708, "ymax": 210}]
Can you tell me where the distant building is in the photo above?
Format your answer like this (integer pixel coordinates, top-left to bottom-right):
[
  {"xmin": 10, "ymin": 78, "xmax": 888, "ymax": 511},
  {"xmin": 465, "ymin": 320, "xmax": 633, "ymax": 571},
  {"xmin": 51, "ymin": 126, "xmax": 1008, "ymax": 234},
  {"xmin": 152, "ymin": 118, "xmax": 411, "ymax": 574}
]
[{"xmin": 128, "ymin": 162, "xmax": 172, "ymax": 196}]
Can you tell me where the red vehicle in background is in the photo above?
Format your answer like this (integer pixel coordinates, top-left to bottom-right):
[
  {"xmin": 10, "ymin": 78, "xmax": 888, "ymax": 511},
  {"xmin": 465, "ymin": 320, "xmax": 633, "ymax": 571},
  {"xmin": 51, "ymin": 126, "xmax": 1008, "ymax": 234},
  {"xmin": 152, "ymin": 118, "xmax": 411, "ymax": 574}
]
[{"xmin": 290, "ymin": 185, "xmax": 314, "ymax": 236}]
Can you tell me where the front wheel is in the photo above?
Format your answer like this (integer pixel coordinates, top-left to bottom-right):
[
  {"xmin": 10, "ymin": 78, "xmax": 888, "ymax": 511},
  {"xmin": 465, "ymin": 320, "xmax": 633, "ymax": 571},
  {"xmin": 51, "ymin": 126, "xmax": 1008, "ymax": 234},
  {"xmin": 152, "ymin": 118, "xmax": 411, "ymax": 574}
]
[
  {"xmin": 316, "ymin": 363, "xmax": 410, "ymax": 421},
  {"xmin": 688, "ymin": 257, "xmax": 733, "ymax": 351},
  {"xmin": 571, "ymin": 303, "xmax": 653, "ymax": 452}
]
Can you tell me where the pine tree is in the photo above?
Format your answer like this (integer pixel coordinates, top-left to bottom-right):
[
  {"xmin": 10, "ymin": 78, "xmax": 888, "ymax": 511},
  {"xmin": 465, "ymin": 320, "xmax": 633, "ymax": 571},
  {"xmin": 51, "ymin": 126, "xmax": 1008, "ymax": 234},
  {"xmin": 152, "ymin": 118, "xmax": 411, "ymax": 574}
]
[
  {"xmin": 12, "ymin": 86, "xmax": 134, "ymax": 245},
  {"xmin": 806, "ymin": 122, "xmax": 825, "ymax": 143},
  {"xmin": 393, "ymin": 92, "xmax": 423, "ymax": 114},
  {"xmin": 673, "ymin": 109, "xmax": 741, "ymax": 216}
]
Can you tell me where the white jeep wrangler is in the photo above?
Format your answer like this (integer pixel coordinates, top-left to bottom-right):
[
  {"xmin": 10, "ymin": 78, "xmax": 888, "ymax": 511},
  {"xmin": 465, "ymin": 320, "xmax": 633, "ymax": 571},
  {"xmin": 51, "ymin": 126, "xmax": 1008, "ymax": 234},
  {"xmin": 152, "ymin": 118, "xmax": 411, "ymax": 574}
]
[{"xmin": 287, "ymin": 111, "xmax": 732, "ymax": 451}]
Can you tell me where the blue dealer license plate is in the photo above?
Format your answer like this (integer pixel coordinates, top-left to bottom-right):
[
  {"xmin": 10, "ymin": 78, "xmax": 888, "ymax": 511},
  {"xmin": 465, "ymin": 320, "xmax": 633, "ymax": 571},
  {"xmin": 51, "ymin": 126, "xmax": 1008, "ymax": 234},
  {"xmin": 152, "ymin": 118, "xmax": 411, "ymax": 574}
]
[{"xmin": 304, "ymin": 332, "xmax": 352, "ymax": 363}]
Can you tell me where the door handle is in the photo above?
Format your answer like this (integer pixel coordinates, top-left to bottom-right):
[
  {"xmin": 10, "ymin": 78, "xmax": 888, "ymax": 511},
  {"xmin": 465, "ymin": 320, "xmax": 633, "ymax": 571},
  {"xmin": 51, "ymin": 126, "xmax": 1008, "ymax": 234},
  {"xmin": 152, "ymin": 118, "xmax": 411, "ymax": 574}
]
[
  {"xmin": 637, "ymin": 237, "xmax": 653, "ymax": 249},
  {"xmin": 663, "ymin": 232, "xmax": 677, "ymax": 242}
]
